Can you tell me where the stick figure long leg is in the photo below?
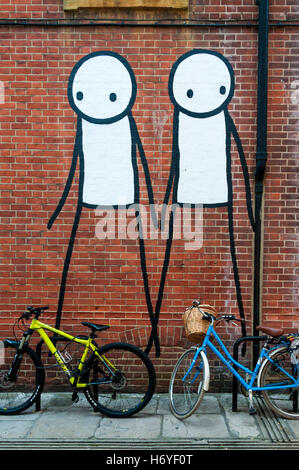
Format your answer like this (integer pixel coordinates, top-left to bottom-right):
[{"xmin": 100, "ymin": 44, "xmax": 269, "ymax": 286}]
[
  {"xmin": 139, "ymin": 229, "xmax": 160, "ymax": 356},
  {"xmin": 128, "ymin": 115, "xmax": 160, "ymax": 355},
  {"xmin": 145, "ymin": 117, "xmax": 179, "ymax": 357},
  {"xmin": 55, "ymin": 199, "xmax": 83, "ymax": 330},
  {"xmin": 137, "ymin": 214, "xmax": 160, "ymax": 356},
  {"xmin": 145, "ymin": 206, "xmax": 176, "ymax": 356}
]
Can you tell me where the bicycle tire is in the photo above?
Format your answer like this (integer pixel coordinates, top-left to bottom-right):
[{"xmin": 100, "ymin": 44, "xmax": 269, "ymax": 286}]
[
  {"xmin": 82, "ymin": 342, "xmax": 156, "ymax": 418},
  {"xmin": 0, "ymin": 343, "xmax": 45, "ymax": 415},
  {"xmin": 169, "ymin": 347, "xmax": 209, "ymax": 419},
  {"xmin": 258, "ymin": 345, "xmax": 299, "ymax": 420}
]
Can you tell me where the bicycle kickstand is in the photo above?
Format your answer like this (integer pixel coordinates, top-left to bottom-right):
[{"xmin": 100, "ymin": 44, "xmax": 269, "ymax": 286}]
[
  {"xmin": 72, "ymin": 391, "xmax": 79, "ymax": 403},
  {"xmin": 248, "ymin": 389, "xmax": 256, "ymax": 415}
]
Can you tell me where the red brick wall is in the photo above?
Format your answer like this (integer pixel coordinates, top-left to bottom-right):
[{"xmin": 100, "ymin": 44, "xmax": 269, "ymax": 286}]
[
  {"xmin": 0, "ymin": 0, "xmax": 298, "ymax": 391},
  {"xmin": 264, "ymin": 25, "xmax": 299, "ymax": 334}
]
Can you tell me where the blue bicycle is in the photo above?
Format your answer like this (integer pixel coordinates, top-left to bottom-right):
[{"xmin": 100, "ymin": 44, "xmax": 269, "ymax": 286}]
[{"xmin": 169, "ymin": 303, "xmax": 299, "ymax": 420}]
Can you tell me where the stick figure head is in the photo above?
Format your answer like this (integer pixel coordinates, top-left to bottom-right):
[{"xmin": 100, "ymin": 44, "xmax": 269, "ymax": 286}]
[
  {"xmin": 68, "ymin": 51, "xmax": 137, "ymax": 124},
  {"xmin": 168, "ymin": 50, "xmax": 235, "ymax": 118}
]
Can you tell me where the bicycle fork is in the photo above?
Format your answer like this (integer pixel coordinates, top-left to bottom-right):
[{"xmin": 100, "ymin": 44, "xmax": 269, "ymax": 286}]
[
  {"xmin": 183, "ymin": 348, "xmax": 210, "ymax": 392},
  {"xmin": 248, "ymin": 389, "xmax": 256, "ymax": 415},
  {"xmin": 3, "ymin": 331, "xmax": 32, "ymax": 383}
]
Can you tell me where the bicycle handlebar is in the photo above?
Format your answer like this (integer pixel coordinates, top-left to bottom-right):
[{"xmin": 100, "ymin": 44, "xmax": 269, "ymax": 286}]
[
  {"xmin": 21, "ymin": 306, "xmax": 49, "ymax": 320},
  {"xmin": 192, "ymin": 301, "xmax": 244, "ymax": 325},
  {"xmin": 201, "ymin": 312, "xmax": 245, "ymax": 324},
  {"xmin": 220, "ymin": 315, "xmax": 244, "ymax": 323}
]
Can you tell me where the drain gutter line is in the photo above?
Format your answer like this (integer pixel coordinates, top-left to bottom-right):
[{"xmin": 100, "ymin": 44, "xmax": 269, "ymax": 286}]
[{"xmin": 253, "ymin": 0, "xmax": 269, "ymax": 364}]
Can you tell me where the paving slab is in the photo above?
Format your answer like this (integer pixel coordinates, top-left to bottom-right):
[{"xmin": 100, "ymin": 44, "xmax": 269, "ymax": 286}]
[
  {"xmin": 0, "ymin": 419, "xmax": 34, "ymax": 440},
  {"xmin": 96, "ymin": 415, "xmax": 161, "ymax": 440},
  {"xmin": 27, "ymin": 408, "xmax": 100, "ymax": 439},
  {"xmin": 162, "ymin": 413, "xmax": 231, "ymax": 439}
]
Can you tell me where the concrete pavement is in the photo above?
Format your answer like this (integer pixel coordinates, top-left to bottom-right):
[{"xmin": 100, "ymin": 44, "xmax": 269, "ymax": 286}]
[{"xmin": 0, "ymin": 392, "xmax": 298, "ymax": 451}]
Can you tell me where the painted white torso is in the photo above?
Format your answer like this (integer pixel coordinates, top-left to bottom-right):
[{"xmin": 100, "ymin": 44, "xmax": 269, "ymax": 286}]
[
  {"xmin": 82, "ymin": 116, "xmax": 135, "ymax": 206},
  {"xmin": 177, "ymin": 111, "xmax": 228, "ymax": 205}
]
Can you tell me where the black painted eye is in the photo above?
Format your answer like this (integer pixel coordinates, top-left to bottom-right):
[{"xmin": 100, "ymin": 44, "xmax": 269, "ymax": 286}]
[
  {"xmin": 109, "ymin": 92, "xmax": 117, "ymax": 102},
  {"xmin": 186, "ymin": 89, "xmax": 193, "ymax": 98},
  {"xmin": 76, "ymin": 91, "xmax": 83, "ymax": 101},
  {"xmin": 219, "ymin": 86, "xmax": 226, "ymax": 95}
]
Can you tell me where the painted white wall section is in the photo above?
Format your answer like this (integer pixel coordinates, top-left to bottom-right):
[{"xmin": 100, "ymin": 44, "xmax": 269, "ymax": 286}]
[
  {"xmin": 82, "ymin": 116, "xmax": 134, "ymax": 206},
  {"xmin": 177, "ymin": 111, "xmax": 228, "ymax": 205}
]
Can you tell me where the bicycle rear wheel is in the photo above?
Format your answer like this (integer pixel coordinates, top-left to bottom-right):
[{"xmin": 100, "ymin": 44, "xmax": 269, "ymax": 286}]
[
  {"xmin": 0, "ymin": 342, "xmax": 45, "ymax": 415},
  {"xmin": 169, "ymin": 347, "xmax": 209, "ymax": 419},
  {"xmin": 258, "ymin": 346, "xmax": 299, "ymax": 420},
  {"xmin": 82, "ymin": 342, "xmax": 156, "ymax": 418}
]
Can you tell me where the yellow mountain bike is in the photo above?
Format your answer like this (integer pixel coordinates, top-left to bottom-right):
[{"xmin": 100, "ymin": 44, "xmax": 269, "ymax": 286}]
[{"xmin": 0, "ymin": 306, "xmax": 156, "ymax": 417}]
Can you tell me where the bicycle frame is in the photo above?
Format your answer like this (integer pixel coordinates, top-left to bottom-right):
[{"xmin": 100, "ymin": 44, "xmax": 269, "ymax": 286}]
[
  {"xmin": 188, "ymin": 322, "xmax": 299, "ymax": 393},
  {"xmin": 23, "ymin": 318, "xmax": 118, "ymax": 389}
]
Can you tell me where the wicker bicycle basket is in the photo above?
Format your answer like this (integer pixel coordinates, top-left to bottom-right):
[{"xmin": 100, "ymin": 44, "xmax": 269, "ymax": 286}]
[{"xmin": 182, "ymin": 303, "xmax": 217, "ymax": 344}]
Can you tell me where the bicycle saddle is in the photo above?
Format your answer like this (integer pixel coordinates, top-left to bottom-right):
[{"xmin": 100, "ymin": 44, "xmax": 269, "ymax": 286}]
[
  {"xmin": 256, "ymin": 325, "xmax": 284, "ymax": 337},
  {"xmin": 81, "ymin": 321, "xmax": 110, "ymax": 332}
]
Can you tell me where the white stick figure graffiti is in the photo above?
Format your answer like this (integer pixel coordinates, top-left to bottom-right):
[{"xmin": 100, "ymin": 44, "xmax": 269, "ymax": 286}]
[
  {"xmin": 48, "ymin": 51, "xmax": 158, "ymax": 350},
  {"xmin": 146, "ymin": 49, "xmax": 255, "ymax": 353}
]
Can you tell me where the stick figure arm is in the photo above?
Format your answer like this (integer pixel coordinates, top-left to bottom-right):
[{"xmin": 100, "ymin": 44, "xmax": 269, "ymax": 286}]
[
  {"xmin": 229, "ymin": 115, "xmax": 255, "ymax": 231},
  {"xmin": 131, "ymin": 117, "xmax": 158, "ymax": 230},
  {"xmin": 47, "ymin": 128, "xmax": 80, "ymax": 229},
  {"xmin": 161, "ymin": 110, "xmax": 179, "ymax": 230},
  {"xmin": 163, "ymin": 151, "xmax": 176, "ymax": 206},
  {"xmin": 158, "ymin": 151, "xmax": 177, "ymax": 231}
]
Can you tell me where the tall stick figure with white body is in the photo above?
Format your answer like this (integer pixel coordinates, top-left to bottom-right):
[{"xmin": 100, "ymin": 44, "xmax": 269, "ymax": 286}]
[
  {"xmin": 48, "ymin": 51, "xmax": 158, "ymax": 351},
  {"xmin": 146, "ymin": 49, "xmax": 255, "ymax": 353}
]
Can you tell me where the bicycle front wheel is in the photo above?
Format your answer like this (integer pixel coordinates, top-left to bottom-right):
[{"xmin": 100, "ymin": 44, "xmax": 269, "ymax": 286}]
[
  {"xmin": 0, "ymin": 343, "xmax": 45, "ymax": 415},
  {"xmin": 169, "ymin": 347, "xmax": 209, "ymax": 419},
  {"xmin": 258, "ymin": 346, "xmax": 299, "ymax": 420},
  {"xmin": 82, "ymin": 342, "xmax": 156, "ymax": 418}
]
